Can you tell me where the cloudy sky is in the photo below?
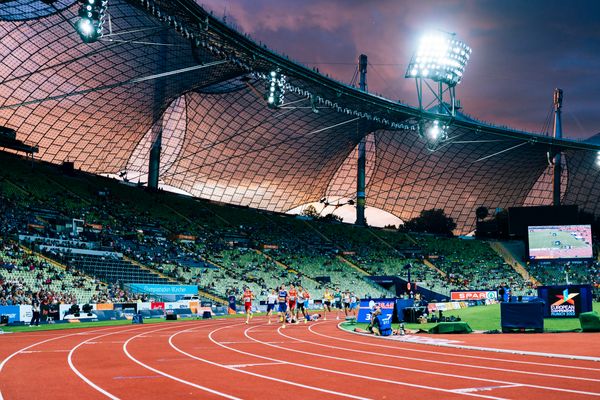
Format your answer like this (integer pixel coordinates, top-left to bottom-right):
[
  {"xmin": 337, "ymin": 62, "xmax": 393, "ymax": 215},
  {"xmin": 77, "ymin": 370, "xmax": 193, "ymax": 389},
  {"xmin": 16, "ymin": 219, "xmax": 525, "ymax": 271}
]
[{"xmin": 200, "ymin": 0, "xmax": 600, "ymax": 140}]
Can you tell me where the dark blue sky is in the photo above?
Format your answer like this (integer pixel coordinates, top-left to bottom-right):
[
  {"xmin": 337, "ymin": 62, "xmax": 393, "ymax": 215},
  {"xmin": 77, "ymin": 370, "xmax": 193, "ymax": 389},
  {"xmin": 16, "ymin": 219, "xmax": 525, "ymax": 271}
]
[{"xmin": 202, "ymin": 0, "xmax": 600, "ymax": 139}]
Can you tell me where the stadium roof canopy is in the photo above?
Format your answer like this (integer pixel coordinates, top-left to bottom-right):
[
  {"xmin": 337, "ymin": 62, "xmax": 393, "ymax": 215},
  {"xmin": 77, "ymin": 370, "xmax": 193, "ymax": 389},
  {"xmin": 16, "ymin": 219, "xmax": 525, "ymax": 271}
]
[{"xmin": 1, "ymin": 0, "xmax": 599, "ymax": 233}]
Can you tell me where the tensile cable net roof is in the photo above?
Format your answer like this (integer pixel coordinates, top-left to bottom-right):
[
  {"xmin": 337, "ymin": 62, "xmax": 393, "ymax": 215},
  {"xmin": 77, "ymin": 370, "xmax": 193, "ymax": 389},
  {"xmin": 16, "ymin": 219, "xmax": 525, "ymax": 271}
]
[{"xmin": 0, "ymin": 0, "xmax": 598, "ymax": 233}]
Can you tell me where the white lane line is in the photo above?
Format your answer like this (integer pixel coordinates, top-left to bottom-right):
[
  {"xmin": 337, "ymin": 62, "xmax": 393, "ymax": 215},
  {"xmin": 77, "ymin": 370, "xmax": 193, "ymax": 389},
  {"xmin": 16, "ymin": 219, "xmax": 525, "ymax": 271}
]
[
  {"xmin": 339, "ymin": 323, "xmax": 600, "ymax": 362},
  {"xmin": 0, "ymin": 325, "xmax": 126, "ymax": 400},
  {"xmin": 20, "ymin": 350, "xmax": 70, "ymax": 353},
  {"xmin": 122, "ymin": 324, "xmax": 243, "ymax": 400},
  {"xmin": 68, "ymin": 326, "xmax": 154, "ymax": 400},
  {"xmin": 226, "ymin": 361, "xmax": 285, "ymax": 368},
  {"xmin": 208, "ymin": 325, "xmax": 507, "ymax": 400},
  {"xmin": 169, "ymin": 324, "xmax": 371, "ymax": 400},
  {"xmin": 113, "ymin": 375, "xmax": 162, "ymax": 380},
  {"xmin": 68, "ymin": 319, "xmax": 232, "ymax": 400},
  {"xmin": 313, "ymin": 323, "xmax": 600, "ymax": 371},
  {"xmin": 278, "ymin": 324, "xmax": 600, "ymax": 383},
  {"xmin": 261, "ymin": 325, "xmax": 600, "ymax": 397},
  {"xmin": 453, "ymin": 384, "xmax": 523, "ymax": 393}
]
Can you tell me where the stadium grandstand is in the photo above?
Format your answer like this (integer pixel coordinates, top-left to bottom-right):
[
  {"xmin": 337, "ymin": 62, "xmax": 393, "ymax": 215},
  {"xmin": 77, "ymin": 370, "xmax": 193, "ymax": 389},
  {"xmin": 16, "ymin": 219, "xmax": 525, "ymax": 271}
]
[{"xmin": 0, "ymin": 2, "xmax": 599, "ymax": 399}]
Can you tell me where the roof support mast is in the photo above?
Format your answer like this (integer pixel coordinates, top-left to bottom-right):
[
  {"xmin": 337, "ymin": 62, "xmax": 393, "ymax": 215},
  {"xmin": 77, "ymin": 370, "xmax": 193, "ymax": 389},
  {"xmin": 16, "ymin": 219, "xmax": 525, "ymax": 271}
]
[
  {"xmin": 552, "ymin": 88, "xmax": 563, "ymax": 206},
  {"xmin": 356, "ymin": 54, "xmax": 368, "ymax": 226},
  {"xmin": 148, "ymin": 31, "xmax": 168, "ymax": 190}
]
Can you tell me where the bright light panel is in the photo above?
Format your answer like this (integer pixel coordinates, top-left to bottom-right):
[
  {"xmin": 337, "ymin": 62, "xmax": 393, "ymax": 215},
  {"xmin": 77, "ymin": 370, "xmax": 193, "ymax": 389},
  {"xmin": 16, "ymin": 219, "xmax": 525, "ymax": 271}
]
[{"xmin": 406, "ymin": 32, "xmax": 471, "ymax": 86}]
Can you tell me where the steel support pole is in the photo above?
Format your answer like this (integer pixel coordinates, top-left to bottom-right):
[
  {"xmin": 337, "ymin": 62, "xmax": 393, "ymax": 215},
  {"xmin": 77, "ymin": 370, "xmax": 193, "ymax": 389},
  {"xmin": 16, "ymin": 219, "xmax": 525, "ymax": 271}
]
[{"xmin": 356, "ymin": 54, "xmax": 368, "ymax": 226}]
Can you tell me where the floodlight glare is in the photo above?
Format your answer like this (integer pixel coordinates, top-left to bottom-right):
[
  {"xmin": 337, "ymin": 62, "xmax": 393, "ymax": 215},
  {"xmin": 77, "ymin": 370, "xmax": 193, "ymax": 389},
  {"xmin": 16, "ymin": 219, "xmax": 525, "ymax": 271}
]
[
  {"xmin": 596, "ymin": 151, "xmax": 600, "ymax": 167},
  {"xmin": 420, "ymin": 119, "xmax": 448, "ymax": 151},
  {"xmin": 75, "ymin": 0, "xmax": 108, "ymax": 43},
  {"xmin": 405, "ymin": 31, "xmax": 471, "ymax": 86},
  {"xmin": 266, "ymin": 70, "xmax": 285, "ymax": 109}
]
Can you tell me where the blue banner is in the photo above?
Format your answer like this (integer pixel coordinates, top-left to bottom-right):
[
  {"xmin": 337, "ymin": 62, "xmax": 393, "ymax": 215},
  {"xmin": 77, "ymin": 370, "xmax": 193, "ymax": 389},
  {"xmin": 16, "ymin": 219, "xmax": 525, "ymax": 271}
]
[
  {"xmin": 395, "ymin": 298, "xmax": 415, "ymax": 321},
  {"xmin": 0, "ymin": 305, "xmax": 22, "ymax": 323},
  {"xmin": 357, "ymin": 298, "xmax": 396, "ymax": 323},
  {"xmin": 128, "ymin": 284, "xmax": 197, "ymax": 296}
]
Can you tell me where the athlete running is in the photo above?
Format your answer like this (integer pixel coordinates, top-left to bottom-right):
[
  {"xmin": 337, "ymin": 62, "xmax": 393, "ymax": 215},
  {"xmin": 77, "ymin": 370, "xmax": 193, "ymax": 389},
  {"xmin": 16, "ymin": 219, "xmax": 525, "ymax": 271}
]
[
  {"xmin": 288, "ymin": 284, "xmax": 298, "ymax": 323},
  {"xmin": 333, "ymin": 288, "xmax": 343, "ymax": 320},
  {"xmin": 296, "ymin": 286, "xmax": 310, "ymax": 323},
  {"xmin": 266, "ymin": 288, "xmax": 278, "ymax": 324},
  {"xmin": 277, "ymin": 284, "xmax": 288, "ymax": 328},
  {"xmin": 242, "ymin": 286, "xmax": 255, "ymax": 324},
  {"xmin": 322, "ymin": 288, "xmax": 333, "ymax": 320}
]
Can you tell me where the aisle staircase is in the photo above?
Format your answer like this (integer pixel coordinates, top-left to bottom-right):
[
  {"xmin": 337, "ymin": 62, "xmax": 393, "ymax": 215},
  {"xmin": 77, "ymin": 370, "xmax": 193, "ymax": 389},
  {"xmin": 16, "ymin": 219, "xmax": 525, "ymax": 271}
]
[{"xmin": 490, "ymin": 241, "xmax": 541, "ymax": 285}]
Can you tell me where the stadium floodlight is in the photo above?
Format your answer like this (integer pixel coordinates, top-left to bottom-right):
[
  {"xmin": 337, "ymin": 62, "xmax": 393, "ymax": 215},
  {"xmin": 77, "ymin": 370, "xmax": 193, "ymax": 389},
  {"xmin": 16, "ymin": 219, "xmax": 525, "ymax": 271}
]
[
  {"xmin": 419, "ymin": 119, "xmax": 448, "ymax": 151},
  {"xmin": 596, "ymin": 151, "xmax": 600, "ymax": 167},
  {"xmin": 75, "ymin": 0, "xmax": 108, "ymax": 43},
  {"xmin": 406, "ymin": 32, "xmax": 471, "ymax": 87},
  {"xmin": 406, "ymin": 31, "xmax": 471, "ymax": 118},
  {"xmin": 266, "ymin": 70, "xmax": 286, "ymax": 109}
]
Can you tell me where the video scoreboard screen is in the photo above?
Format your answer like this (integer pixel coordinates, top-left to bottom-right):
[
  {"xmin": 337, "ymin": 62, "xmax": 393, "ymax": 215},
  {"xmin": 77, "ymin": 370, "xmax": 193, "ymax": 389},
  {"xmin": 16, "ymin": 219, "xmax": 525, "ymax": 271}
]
[{"xmin": 528, "ymin": 225, "xmax": 593, "ymax": 260}]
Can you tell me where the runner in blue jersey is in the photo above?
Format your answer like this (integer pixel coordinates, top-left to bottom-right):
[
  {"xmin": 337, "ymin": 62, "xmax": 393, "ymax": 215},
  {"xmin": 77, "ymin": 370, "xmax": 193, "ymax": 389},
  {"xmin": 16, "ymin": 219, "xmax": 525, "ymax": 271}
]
[{"xmin": 277, "ymin": 284, "xmax": 288, "ymax": 329}]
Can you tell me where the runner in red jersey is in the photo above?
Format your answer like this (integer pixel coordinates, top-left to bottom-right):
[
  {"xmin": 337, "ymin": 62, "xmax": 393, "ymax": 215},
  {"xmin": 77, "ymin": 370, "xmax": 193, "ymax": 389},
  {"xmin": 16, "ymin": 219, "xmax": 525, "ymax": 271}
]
[
  {"xmin": 288, "ymin": 284, "xmax": 298, "ymax": 323},
  {"xmin": 241, "ymin": 287, "xmax": 254, "ymax": 324}
]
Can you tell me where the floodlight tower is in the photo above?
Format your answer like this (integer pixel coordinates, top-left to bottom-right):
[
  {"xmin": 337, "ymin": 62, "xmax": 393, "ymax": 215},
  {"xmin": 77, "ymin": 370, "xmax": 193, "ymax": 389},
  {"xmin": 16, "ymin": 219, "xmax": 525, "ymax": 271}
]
[
  {"xmin": 405, "ymin": 32, "xmax": 471, "ymax": 149},
  {"xmin": 552, "ymin": 88, "xmax": 563, "ymax": 206}
]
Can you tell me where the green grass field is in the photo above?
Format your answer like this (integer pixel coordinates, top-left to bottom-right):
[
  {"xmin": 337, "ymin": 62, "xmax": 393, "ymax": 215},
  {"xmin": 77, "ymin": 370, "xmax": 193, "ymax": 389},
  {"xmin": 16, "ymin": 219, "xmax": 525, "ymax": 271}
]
[
  {"xmin": 0, "ymin": 314, "xmax": 241, "ymax": 333},
  {"xmin": 341, "ymin": 302, "xmax": 600, "ymax": 333},
  {"xmin": 529, "ymin": 230, "xmax": 588, "ymax": 250}
]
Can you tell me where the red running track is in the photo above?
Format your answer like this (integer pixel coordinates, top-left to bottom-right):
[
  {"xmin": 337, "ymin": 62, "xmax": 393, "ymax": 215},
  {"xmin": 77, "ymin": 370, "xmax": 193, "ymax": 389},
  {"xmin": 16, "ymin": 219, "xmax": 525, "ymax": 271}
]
[{"xmin": 1, "ymin": 317, "xmax": 599, "ymax": 400}]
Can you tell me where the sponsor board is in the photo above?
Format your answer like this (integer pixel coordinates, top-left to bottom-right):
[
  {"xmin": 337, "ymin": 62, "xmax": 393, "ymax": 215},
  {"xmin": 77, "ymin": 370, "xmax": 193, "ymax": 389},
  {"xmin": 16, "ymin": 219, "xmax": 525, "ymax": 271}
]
[
  {"xmin": 128, "ymin": 283, "xmax": 197, "ymax": 296},
  {"xmin": 357, "ymin": 298, "xmax": 396, "ymax": 323},
  {"xmin": 428, "ymin": 301, "xmax": 468, "ymax": 313},
  {"xmin": 549, "ymin": 288, "xmax": 580, "ymax": 317},
  {"xmin": 450, "ymin": 291, "xmax": 497, "ymax": 301}
]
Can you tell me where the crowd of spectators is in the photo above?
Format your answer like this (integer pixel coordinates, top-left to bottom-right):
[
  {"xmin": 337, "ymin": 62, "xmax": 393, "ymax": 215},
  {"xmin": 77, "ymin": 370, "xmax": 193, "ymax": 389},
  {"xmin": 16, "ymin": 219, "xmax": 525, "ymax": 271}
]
[{"xmin": 1, "ymin": 151, "xmax": 599, "ymax": 306}]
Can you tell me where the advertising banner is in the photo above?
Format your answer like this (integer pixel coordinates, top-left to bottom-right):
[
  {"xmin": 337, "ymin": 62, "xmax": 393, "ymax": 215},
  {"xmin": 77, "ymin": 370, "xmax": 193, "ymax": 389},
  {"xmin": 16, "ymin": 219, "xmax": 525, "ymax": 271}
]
[
  {"xmin": 450, "ymin": 291, "xmax": 497, "ymax": 301},
  {"xmin": 538, "ymin": 284, "xmax": 593, "ymax": 318},
  {"xmin": 128, "ymin": 283, "xmax": 197, "ymax": 296},
  {"xmin": 0, "ymin": 305, "xmax": 22, "ymax": 323},
  {"xmin": 357, "ymin": 298, "xmax": 396, "ymax": 323},
  {"xmin": 151, "ymin": 302, "xmax": 165, "ymax": 310},
  {"xmin": 548, "ymin": 287, "xmax": 582, "ymax": 317}
]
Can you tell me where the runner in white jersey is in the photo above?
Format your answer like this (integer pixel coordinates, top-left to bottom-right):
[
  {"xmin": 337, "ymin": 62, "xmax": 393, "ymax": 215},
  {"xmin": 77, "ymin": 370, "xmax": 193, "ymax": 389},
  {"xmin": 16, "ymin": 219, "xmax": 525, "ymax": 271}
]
[{"xmin": 266, "ymin": 288, "xmax": 278, "ymax": 324}]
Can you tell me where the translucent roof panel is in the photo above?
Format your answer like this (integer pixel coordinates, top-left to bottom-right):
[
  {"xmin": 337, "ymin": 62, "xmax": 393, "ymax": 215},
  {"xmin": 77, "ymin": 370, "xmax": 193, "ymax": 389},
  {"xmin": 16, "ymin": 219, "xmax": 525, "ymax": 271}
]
[{"xmin": 1, "ymin": 0, "xmax": 598, "ymax": 233}]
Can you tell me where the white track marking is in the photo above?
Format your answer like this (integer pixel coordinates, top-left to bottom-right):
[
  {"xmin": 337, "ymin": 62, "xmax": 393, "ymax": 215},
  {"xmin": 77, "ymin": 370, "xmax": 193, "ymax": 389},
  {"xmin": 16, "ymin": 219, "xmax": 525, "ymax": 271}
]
[
  {"xmin": 206, "ymin": 324, "xmax": 508, "ymax": 400},
  {"xmin": 254, "ymin": 325, "xmax": 600, "ymax": 397},
  {"xmin": 453, "ymin": 384, "xmax": 523, "ymax": 393},
  {"xmin": 169, "ymin": 324, "xmax": 371, "ymax": 399},
  {"xmin": 68, "ymin": 319, "xmax": 232, "ymax": 400},
  {"xmin": 68, "ymin": 327, "xmax": 153, "ymax": 400},
  {"xmin": 0, "ymin": 326, "xmax": 126, "ymax": 400},
  {"xmin": 277, "ymin": 324, "xmax": 600, "ymax": 383},
  {"xmin": 339, "ymin": 322, "xmax": 600, "ymax": 362},
  {"xmin": 226, "ymin": 362, "xmax": 284, "ymax": 368},
  {"xmin": 313, "ymin": 322, "xmax": 600, "ymax": 371},
  {"xmin": 122, "ymin": 323, "xmax": 243, "ymax": 400}
]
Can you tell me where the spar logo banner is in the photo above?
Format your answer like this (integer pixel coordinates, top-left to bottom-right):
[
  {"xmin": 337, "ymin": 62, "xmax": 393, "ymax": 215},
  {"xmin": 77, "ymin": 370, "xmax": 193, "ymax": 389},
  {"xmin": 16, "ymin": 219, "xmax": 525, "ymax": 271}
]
[
  {"xmin": 357, "ymin": 298, "xmax": 396, "ymax": 323},
  {"xmin": 450, "ymin": 291, "xmax": 497, "ymax": 301},
  {"xmin": 549, "ymin": 287, "xmax": 580, "ymax": 317}
]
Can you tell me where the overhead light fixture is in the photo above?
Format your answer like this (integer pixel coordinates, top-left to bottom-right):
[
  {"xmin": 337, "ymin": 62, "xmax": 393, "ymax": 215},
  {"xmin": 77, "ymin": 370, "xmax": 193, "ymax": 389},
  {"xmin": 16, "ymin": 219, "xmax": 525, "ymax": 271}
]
[
  {"xmin": 420, "ymin": 119, "xmax": 448, "ymax": 151},
  {"xmin": 596, "ymin": 151, "xmax": 600, "ymax": 167},
  {"xmin": 266, "ymin": 70, "xmax": 285, "ymax": 109},
  {"xmin": 406, "ymin": 31, "xmax": 471, "ymax": 87},
  {"xmin": 75, "ymin": 0, "xmax": 108, "ymax": 43}
]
